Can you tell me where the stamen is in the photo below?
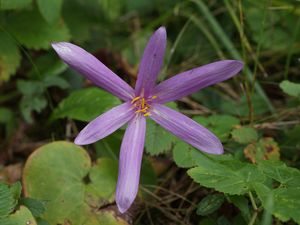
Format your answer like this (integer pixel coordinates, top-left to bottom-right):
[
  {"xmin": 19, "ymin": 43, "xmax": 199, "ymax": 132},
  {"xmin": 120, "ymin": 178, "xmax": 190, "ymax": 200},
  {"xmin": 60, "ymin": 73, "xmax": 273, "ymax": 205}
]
[
  {"xmin": 141, "ymin": 98, "xmax": 145, "ymax": 108},
  {"xmin": 152, "ymin": 95, "xmax": 157, "ymax": 99},
  {"xmin": 144, "ymin": 112, "xmax": 151, "ymax": 117},
  {"xmin": 131, "ymin": 96, "xmax": 141, "ymax": 103},
  {"xmin": 135, "ymin": 107, "xmax": 148, "ymax": 113}
]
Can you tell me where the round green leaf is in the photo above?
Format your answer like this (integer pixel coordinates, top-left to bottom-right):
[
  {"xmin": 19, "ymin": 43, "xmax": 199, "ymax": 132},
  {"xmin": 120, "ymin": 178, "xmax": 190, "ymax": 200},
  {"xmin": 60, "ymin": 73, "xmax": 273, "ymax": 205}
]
[
  {"xmin": 279, "ymin": 80, "xmax": 300, "ymax": 98},
  {"xmin": 0, "ymin": 206, "xmax": 37, "ymax": 225},
  {"xmin": 23, "ymin": 141, "xmax": 127, "ymax": 225}
]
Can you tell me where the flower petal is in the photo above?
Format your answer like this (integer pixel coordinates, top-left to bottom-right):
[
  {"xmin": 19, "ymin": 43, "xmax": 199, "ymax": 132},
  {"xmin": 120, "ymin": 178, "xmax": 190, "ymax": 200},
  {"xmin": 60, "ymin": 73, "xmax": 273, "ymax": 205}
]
[
  {"xmin": 75, "ymin": 102, "xmax": 134, "ymax": 145},
  {"xmin": 135, "ymin": 27, "xmax": 167, "ymax": 97},
  {"xmin": 153, "ymin": 60, "xmax": 243, "ymax": 104},
  {"xmin": 52, "ymin": 42, "xmax": 135, "ymax": 101},
  {"xmin": 150, "ymin": 104, "xmax": 223, "ymax": 154},
  {"xmin": 116, "ymin": 115, "xmax": 146, "ymax": 213}
]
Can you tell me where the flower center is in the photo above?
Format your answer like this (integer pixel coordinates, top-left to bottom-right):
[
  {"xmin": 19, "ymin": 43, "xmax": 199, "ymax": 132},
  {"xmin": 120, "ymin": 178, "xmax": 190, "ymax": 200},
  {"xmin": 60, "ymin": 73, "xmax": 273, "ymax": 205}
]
[{"xmin": 131, "ymin": 96, "xmax": 157, "ymax": 117}]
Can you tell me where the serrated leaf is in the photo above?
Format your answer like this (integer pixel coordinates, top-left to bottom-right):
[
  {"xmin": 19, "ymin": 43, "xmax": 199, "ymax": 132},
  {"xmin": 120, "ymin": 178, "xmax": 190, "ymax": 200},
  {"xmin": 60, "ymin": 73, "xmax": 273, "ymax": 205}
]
[
  {"xmin": 187, "ymin": 154, "xmax": 266, "ymax": 195},
  {"xmin": 0, "ymin": 0, "xmax": 31, "ymax": 10},
  {"xmin": 258, "ymin": 160, "xmax": 300, "ymax": 187},
  {"xmin": 0, "ymin": 33, "xmax": 21, "ymax": 82},
  {"xmin": 279, "ymin": 80, "xmax": 300, "ymax": 98},
  {"xmin": 9, "ymin": 182, "xmax": 22, "ymax": 202},
  {"xmin": 20, "ymin": 198, "xmax": 46, "ymax": 218},
  {"xmin": 172, "ymin": 141, "xmax": 199, "ymax": 168},
  {"xmin": 254, "ymin": 183, "xmax": 300, "ymax": 224},
  {"xmin": 20, "ymin": 95, "xmax": 47, "ymax": 123},
  {"xmin": 23, "ymin": 141, "xmax": 128, "ymax": 225},
  {"xmin": 0, "ymin": 183, "xmax": 16, "ymax": 218},
  {"xmin": 194, "ymin": 115, "xmax": 239, "ymax": 142},
  {"xmin": 244, "ymin": 138, "xmax": 280, "ymax": 163},
  {"xmin": 145, "ymin": 119, "xmax": 175, "ymax": 155},
  {"xmin": 37, "ymin": 0, "xmax": 63, "ymax": 24},
  {"xmin": 51, "ymin": 87, "xmax": 122, "ymax": 122},
  {"xmin": 231, "ymin": 127, "xmax": 258, "ymax": 144},
  {"xmin": 196, "ymin": 194, "xmax": 224, "ymax": 216},
  {"xmin": 6, "ymin": 7, "xmax": 70, "ymax": 50}
]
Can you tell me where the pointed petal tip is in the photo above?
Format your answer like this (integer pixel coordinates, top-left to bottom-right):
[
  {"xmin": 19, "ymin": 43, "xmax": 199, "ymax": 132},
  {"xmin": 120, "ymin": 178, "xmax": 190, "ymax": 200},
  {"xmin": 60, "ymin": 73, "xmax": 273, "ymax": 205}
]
[
  {"xmin": 157, "ymin": 26, "xmax": 166, "ymax": 33},
  {"xmin": 206, "ymin": 138, "xmax": 224, "ymax": 155},
  {"xmin": 199, "ymin": 139, "xmax": 224, "ymax": 155},
  {"xmin": 117, "ymin": 199, "xmax": 131, "ymax": 214},
  {"xmin": 213, "ymin": 145, "xmax": 224, "ymax": 155},
  {"xmin": 229, "ymin": 59, "xmax": 244, "ymax": 71},
  {"xmin": 155, "ymin": 26, "xmax": 166, "ymax": 39},
  {"xmin": 74, "ymin": 136, "xmax": 85, "ymax": 146},
  {"xmin": 51, "ymin": 42, "xmax": 73, "ymax": 54}
]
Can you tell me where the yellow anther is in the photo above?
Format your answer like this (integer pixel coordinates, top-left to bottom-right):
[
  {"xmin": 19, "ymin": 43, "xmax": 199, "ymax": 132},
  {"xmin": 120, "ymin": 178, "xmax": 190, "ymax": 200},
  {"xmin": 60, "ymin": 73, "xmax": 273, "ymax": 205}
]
[
  {"xmin": 141, "ymin": 98, "xmax": 145, "ymax": 108},
  {"xmin": 152, "ymin": 95, "xmax": 157, "ymax": 99},
  {"xmin": 131, "ymin": 96, "xmax": 141, "ymax": 103},
  {"xmin": 135, "ymin": 107, "xmax": 148, "ymax": 113},
  {"xmin": 144, "ymin": 112, "xmax": 151, "ymax": 117}
]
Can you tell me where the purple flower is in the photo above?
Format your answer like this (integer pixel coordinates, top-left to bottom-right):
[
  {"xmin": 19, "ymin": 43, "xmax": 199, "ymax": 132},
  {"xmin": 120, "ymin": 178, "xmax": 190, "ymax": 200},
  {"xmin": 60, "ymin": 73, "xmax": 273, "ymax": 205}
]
[{"xmin": 52, "ymin": 26, "xmax": 243, "ymax": 213}]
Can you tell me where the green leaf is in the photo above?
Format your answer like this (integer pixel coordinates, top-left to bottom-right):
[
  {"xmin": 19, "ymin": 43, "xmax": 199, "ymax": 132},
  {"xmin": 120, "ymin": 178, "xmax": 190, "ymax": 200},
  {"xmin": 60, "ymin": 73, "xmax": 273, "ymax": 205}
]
[
  {"xmin": 254, "ymin": 183, "xmax": 300, "ymax": 224},
  {"xmin": 0, "ymin": 0, "xmax": 31, "ymax": 10},
  {"xmin": 244, "ymin": 1, "xmax": 297, "ymax": 51},
  {"xmin": 23, "ymin": 141, "xmax": 127, "ymax": 225},
  {"xmin": 51, "ymin": 87, "xmax": 122, "ymax": 122},
  {"xmin": 6, "ymin": 7, "xmax": 70, "ymax": 50},
  {"xmin": 196, "ymin": 194, "xmax": 224, "ymax": 216},
  {"xmin": 244, "ymin": 138, "xmax": 280, "ymax": 163},
  {"xmin": 172, "ymin": 141, "xmax": 199, "ymax": 168},
  {"xmin": 9, "ymin": 182, "xmax": 22, "ymax": 202},
  {"xmin": 0, "ymin": 206, "xmax": 37, "ymax": 225},
  {"xmin": 194, "ymin": 115, "xmax": 239, "ymax": 142},
  {"xmin": 43, "ymin": 76, "xmax": 69, "ymax": 89},
  {"xmin": 0, "ymin": 107, "xmax": 15, "ymax": 137},
  {"xmin": 62, "ymin": 0, "xmax": 98, "ymax": 43},
  {"xmin": 0, "ymin": 183, "xmax": 16, "ymax": 218},
  {"xmin": 37, "ymin": 0, "xmax": 63, "ymax": 24},
  {"xmin": 94, "ymin": 130, "xmax": 123, "ymax": 160},
  {"xmin": 279, "ymin": 80, "xmax": 300, "ymax": 98},
  {"xmin": 0, "ymin": 33, "xmax": 21, "ymax": 82},
  {"xmin": 271, "ymin": 187, "xmax": 300, "ymax": 223},
  {"xmin": 85, "ymin": 158, "xmax": 118, "ymax": 203},
  {"xmin": 19, "ymin": 198, "xmax": 46, "ymax": 218},
  {"xmin": 187, "ymin": 154, "xmax": 266, "ymax": 195},
  {"xmin": 145, "ymin": 119, "xmax": 175, "ymax": 155},
  {"xmin": 20, "ymin": 95, "xmax": 47, "ymax": 123},
  {"xmin": 27, "ymin": 52, "xmax": 68, "ymax": 79},
  {"xmin": 98, "ymin": 0, "xmax": 123, "ymax": 20},
  {"xmin": 258, "ymin": 160, "xmax": 300, "ymax": 187},
  {"xmin": 231, "ymin": 127, "xmax": 258, "ymax": 144},
  {"xmin": 36, "ymin": 218, "xmax": 51, "ymax": 225},
  {"xmin": 228, "ymin": 195, "xmax": 251, "ymax": 222}
]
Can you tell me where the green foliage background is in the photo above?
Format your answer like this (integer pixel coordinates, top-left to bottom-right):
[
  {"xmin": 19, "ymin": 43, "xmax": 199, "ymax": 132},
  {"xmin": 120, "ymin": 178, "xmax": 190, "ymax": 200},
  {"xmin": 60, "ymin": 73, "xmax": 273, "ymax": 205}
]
[{"xmin": 0, "ymin": 0, "xmax": 300, "ymax": 224}]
